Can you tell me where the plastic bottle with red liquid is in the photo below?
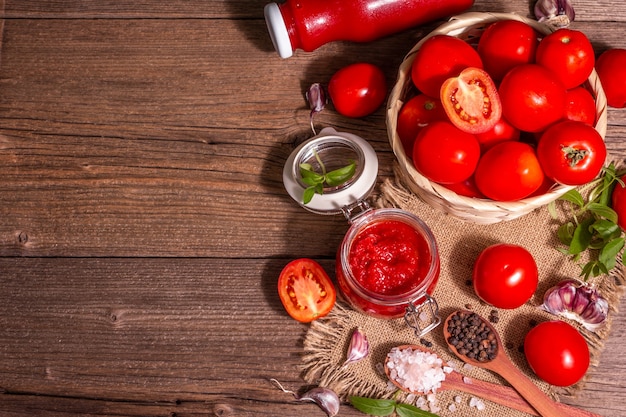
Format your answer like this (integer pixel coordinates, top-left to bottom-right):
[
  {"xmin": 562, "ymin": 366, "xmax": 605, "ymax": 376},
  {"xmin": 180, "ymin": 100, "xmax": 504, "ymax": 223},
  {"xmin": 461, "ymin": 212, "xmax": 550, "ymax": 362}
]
[{"xmin": 264, "ymin": 0, "xmax": 475, "ymax": 58}]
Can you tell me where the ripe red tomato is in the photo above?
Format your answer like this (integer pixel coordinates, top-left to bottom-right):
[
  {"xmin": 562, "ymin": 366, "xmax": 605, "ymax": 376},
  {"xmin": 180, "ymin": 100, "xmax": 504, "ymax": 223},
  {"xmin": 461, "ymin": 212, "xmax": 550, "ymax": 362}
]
[
  {"xmin": 611, "ymin": 174, "xmax": 626, "ymax": 230},
  {"xmin": 474, "ymin": 141, "xmax": 545, "ymax": 201},
  {"xmin": 411, "ymin": 35, "xmax": 483, "ymax": 98},
  {"xmin": 442, "ymin": 176, "xmax": 485, "ymax": 198},
  {"xmin": 396, "ymin": 94, "xmax": 446, "ymax": 155},
  {"xmin": 475, "ymin": 118, "xmax": 520, "ymax": 152},
  {"xmin": 440, "ymin": 67, "xmax": 502, "ymax": 134},
  {"xmin": 536, "ymin": 29, "xmax": 595, "ymax": 89},
  {"xmin": 524, "ymin": 320, "xmax": 590, "ymax": 387},
  {"xmin": 412, "ymin": 121, "xmax": 480, "ymax": 184},
  {"xmin": 595, "ymin": 48, "xmax": 626, "ymax": 108},
  {"xmin": 498, "ymin": 64, "xmax": 567, "ymax": 133},
  {"xmin": 472, "ymin": 244, "xmax": 538, "ymax": 309},
  {"xmin": 564, "ymin": 86, "xmax": 597, "ymax": 125},
  {"xmin": 477, "ymin": 20, "xmax": 539, "ymax": 80},
  {"xmin": 327, "ymin": 62, "xmax": 387, "ymax": 118},
  {"xmin": 277, "ymin": 258, "xmax": 336, "ymax": 323},
  {"xmin": 537, "ymin": 120, "xmax": 606, "ymax": 186}
]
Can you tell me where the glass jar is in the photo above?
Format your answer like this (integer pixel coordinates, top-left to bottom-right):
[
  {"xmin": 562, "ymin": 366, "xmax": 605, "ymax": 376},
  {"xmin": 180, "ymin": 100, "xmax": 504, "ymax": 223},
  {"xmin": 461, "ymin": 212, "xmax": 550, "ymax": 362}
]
[{"xmin": 283, "ymin": 127, "xmax": 441, "ymax": 336}]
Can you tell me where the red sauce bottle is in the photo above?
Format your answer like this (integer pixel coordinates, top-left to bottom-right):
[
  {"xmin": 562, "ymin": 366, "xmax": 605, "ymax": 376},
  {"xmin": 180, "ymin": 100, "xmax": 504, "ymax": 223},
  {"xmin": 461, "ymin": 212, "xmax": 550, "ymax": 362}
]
[{"xmin": 264, "ymin": 0, "xmax": 475, "ymax": 58}]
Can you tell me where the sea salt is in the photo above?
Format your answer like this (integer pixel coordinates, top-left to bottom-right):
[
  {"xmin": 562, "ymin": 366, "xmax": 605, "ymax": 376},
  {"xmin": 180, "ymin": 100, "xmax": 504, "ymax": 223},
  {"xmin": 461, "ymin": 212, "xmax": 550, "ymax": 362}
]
[{"xmin": 386, "ymin": 347, "xmax": 449, "ymax": 394}]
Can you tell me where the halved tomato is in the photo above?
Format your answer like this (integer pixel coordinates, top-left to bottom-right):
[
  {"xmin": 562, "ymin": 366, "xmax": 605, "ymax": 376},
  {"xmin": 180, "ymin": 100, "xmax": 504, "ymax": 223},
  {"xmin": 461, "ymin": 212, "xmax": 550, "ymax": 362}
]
[
  {"xmin": 440, "ymin": 67, "xmax": 502, "ymax": 134},
  {"xmin": 278, "ymin": 258, "xmax": 336, "ymax": 323}
]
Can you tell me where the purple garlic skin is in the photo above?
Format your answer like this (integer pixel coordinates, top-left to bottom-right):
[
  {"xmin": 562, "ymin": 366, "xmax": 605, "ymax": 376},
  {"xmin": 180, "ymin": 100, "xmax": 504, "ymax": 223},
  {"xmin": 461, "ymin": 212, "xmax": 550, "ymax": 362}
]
[
  {"xmin": 343, "ymin": 327, "xmax": 369, "ymax": 367},
  {"xmin": 542, "ymin": 279, "xmax": 608, "ymax": 332}
]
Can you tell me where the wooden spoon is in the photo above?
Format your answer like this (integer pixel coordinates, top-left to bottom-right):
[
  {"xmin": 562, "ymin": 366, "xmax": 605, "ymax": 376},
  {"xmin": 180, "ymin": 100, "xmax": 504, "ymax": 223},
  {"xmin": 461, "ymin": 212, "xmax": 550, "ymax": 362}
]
[
  {"xmin": 443, "ymin": 310, "xmax": 569, "ymax": 417},
  {"xmin": 384, "ymin": 344, "xmax": 602, "ymax": 417}
]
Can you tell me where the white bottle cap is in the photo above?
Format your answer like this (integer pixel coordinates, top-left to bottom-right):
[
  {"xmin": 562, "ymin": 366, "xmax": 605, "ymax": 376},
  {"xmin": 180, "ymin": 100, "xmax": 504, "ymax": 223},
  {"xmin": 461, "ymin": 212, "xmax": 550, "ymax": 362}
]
[{"xmin": 264, "ymin": 3, "xmax": 294, "ymax": 59}]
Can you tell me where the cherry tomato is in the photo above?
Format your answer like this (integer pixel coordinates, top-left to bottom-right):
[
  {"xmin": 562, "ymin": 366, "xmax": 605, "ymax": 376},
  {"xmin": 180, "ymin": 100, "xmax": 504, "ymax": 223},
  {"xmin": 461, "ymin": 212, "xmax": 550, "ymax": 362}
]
[
  {"xmin": 474, "ymin": 141, "xmax": 545, "ymax": 201},
  {"xmin": 537, "ymin": 120, "xmax": 606, "ymax": 186},
  {"xmin": 472, "ymin": 243, "xmax": 538, "ymax": 309},
  {"xmin": 498, "ymin": 64, "xmax": 567, "ymax": 133},
  {"xmin": 524, "ymin": 320, "xmax": 590, "ymax": 387},
  {"xmin": 411, "ymin": 35, "xmax": 483, "ymax": 98},
  {"xmin": 412, "ymin": 120, "xmax": 480, "ymax": 184},
  {"xmin": 440, "ymin": 67, "xmax": 502, "ymax": 134},
  {"xmin": 277, "ymin": 258, "xmax": 336, "ymax": 323},
  {"xmin": 327, "ymin": 62, "xmax": 387, "ymax": 118},
  {"xmin": 612, "ymin": 175, "xmax": 626, "ymax": 230},
  {"xmin": 396, "ymin": 94, "xmax": 446, "ymax": 155},
  {"xmin": 475, "ymin": 118, "xmax": 520, "ymax": 152},
  {"xmin": 477, "ymin": 20, "xmax": 539, "ymax": 80},
  {"xmin": 564, "ymin": 86, "xmax": 597, "ymax": 125},
  {"xmin": 536, "ymin": 29, "xmax": 595, "ymax": 89},
  {"xmin": 595, "ymin": 48, "xmax": 626, "ymax": 108}
]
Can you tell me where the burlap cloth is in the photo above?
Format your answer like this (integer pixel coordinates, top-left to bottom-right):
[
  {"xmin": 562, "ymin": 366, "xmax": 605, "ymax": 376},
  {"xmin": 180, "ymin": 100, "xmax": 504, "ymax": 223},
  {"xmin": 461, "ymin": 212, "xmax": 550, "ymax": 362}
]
[{"xmin": 302, "ymin": 166, "xmax": 625, "ymax": 416}]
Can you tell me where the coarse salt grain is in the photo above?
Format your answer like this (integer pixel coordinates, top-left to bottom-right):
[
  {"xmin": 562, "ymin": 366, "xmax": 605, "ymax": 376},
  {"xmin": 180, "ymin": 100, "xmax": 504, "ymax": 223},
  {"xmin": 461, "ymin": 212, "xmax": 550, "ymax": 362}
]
[{"xmin": 386, "ymin": 347, "xmax": 448, "ymax": 394}]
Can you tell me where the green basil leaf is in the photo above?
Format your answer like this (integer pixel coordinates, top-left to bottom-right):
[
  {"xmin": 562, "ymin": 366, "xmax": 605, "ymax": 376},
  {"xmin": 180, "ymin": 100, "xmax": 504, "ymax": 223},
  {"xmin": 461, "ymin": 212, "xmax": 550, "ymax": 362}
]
[
  {"xmin": 560, "ymin": 189, "xmax": 585, "ymax": 207},
  {"xmin": 557, "ymin": 222, "xmax": 575, "ymax": 245},
  {"xmin": 302, "ymin": 186, "xmax": 316, "ymax": 204},
  {"xmin": 395, "ymin": 402, "xmax": 440, "ymax": 417},
  {"xmin": 349, "ymin": 396, "xmax": 395, "ymax": 416},
  {"xmin": 591, "ymin": 219, "xmax": 621, "ymax": 241},
  {"xmin": 569, "ymin": 217, "xmax": 595, "ymax": 255},
  {"xmin": 299, "ymin": 166, "xmax": 325, "ymax": 183},
  {"xmin": 599, "ymin": 237, "xmax": 625, "ymax": 269},
  {"xmin": 325, "ymin": 161, "xmax": 356, "ymax": 187},
  {"xmin": 588, "ymin": 203, "xmax": 618, "ymax": 223}
]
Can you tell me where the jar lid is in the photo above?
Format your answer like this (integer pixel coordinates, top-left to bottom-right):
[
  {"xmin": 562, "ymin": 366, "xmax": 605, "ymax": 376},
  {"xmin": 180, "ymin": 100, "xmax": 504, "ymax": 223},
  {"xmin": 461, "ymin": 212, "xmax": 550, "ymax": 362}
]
[{"xmin": 283, "ymin": 127, "xmax": 379, "ymax": 215}]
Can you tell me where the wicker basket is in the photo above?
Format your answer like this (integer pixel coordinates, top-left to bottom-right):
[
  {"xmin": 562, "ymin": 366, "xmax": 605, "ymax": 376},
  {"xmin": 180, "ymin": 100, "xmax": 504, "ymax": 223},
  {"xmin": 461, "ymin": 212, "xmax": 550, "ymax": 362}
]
[{"xmin": 386, "ymin": 12, "xmax": 608, "ymax": 224}]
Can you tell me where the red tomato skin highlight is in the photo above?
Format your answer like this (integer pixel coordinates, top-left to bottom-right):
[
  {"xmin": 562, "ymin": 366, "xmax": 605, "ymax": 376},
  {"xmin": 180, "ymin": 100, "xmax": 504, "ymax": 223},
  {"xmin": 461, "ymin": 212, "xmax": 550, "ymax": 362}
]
[
  {"xmin": 328, "ymin": 62, "xmax": 387, "ymax": 118},
  {"xmin": 595, "ymin": 48, "xmax": 626, "ymax": 108},
  {"xmin": 498, "ymin": 64, "xmax": 567, "ymax": 133},
  {"xmin": 412, "ymin": 121, "xmax": 481, "ymax": 185},
  {"xmin": 411, "ymin": 35, "xmax": 483, "ymax": 98},
  {"xmin": 524, "ymin": 320, "xmax": 590, "ymax": 387},
  {"xmin": 535, "ymin": 28, "xmax": 595, "ymax": 89},
  {"xmin": 474, "ymin": 141, "xmax": 545, "ymax": 201},
  {"xmin": 611, "ymin": 175, "xmax": 626, "ymax": 230},
  {"xmin": 475, "ymin": 118, "xmax": 521, "ymax": 152},
  {"xmin": 537, "ymin": 120, "xmax": 606, "ymax": 186},
  {"xmin": 564, "ymin": 86, "xmax": 597, "ymax": 125},
  {"xmin": 396, "ymin": 94, "xmax": 446, "ymax": 155},
  {"xmin": 477, "ymin": 20, "xmax": 539, "ymax": 80},
  {"xmin": 472, "ymin": 244, "xmax": 539, "ymax": 309}
]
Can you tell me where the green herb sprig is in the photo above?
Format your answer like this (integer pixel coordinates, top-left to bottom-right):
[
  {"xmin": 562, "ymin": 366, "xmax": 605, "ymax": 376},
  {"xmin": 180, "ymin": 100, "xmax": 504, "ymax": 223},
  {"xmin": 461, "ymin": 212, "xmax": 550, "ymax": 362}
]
[
  {"xmin": 549, "ymin": 163, "xmax": 625, "ymax": 280},
  {"xmin": 299, "ymin": 151, "xmax": 356, "ymax": 204},
  {"xmin": 350, "ymin": 396, "xmax": 440, "ymax": 417}
]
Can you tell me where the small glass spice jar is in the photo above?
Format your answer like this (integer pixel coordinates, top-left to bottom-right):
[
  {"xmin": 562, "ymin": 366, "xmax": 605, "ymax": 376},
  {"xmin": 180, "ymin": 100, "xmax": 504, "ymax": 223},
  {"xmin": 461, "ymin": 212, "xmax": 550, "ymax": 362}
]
[{"xmin": 283, "ymin": 127, "xmax": 441, "ymax": 336}]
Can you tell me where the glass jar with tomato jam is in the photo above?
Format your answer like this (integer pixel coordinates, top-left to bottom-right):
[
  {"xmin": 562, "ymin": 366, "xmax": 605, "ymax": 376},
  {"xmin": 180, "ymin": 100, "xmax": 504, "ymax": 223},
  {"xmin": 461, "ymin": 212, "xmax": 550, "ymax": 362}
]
[{"xmin": 283, "ymin": 127, "xmax": 441, "ymax": 336}]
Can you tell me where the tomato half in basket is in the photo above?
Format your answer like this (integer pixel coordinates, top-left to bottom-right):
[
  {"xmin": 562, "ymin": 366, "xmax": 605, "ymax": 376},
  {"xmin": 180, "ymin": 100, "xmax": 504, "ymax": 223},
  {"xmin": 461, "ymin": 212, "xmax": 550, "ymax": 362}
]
[
  {"xmin": 440, "ymin": 67, "xmax": 502, "ymax": 134},
  {"xmin": 278, "ymin": 258, "xmax": 336, "ymax": 323}
]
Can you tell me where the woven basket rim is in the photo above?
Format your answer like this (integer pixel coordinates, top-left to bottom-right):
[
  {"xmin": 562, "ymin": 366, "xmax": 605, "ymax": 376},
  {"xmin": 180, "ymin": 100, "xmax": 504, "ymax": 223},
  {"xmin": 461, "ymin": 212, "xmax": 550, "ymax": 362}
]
[{"xmin": 386, "ymin": 12, "xmax": 609, "ymax": 223}]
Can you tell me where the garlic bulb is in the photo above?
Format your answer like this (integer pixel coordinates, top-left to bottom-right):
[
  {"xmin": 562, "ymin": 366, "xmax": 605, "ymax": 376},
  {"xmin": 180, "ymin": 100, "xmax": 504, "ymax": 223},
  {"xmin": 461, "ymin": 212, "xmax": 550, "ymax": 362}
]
[
  {"xmin": 541, "ymin": 279, "xmax": 608, "ymax": 332},
  {"xmin": 534, "ymin": 0, "xmax": 575, "ymax": 29}
]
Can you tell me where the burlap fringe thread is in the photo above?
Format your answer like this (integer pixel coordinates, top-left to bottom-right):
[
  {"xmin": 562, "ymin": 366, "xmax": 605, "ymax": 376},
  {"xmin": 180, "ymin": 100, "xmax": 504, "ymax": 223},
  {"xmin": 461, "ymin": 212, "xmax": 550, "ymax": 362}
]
[{"xmin": 301, "ymin": 171, "xmax": 626, "ymax": 415}]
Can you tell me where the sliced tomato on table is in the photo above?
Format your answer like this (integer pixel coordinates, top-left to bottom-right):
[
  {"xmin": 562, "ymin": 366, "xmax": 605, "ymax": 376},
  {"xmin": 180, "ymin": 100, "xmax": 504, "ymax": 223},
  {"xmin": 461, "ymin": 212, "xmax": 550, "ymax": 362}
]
[
  {"xmin": 440, "ymin": 67, "xmax": 502, "ymax": 134},
  {"xmin": 278, "ymin": 258, "xmax": 336, "ymax": 323}
]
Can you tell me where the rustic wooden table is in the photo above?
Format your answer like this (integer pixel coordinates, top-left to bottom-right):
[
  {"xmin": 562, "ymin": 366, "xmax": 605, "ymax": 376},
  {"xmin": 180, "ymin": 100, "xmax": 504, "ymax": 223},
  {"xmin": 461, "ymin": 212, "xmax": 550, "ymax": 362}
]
[{"xmin": 0, "ymin": 1, "xmax": 624, "ymax": 416}]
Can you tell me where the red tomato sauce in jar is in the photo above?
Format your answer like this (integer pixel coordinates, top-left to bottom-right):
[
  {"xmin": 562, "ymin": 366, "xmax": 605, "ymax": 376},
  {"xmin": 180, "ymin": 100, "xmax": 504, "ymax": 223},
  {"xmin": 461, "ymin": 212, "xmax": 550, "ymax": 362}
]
[
  {"xmin": 349, "ymin": 220, "xmax": 433, "ymax": 296},
  {"xmin": 336, "ymin": 209, "xmax": 440, "ymax": 319}
]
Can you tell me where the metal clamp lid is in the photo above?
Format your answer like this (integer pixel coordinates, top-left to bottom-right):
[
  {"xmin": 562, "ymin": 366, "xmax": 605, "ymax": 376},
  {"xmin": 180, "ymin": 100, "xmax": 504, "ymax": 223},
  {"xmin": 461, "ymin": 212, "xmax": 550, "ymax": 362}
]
[{"xmin": 404, "ymin": 294, "xmax": 441, "ymax": 338}]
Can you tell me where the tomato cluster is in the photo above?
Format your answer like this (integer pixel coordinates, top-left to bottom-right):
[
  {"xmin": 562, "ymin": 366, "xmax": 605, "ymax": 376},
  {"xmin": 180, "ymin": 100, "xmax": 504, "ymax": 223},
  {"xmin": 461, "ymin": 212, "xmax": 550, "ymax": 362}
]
[{"xmin": 398, "ymin": 21, "xmax": 607, "ymax": 202}]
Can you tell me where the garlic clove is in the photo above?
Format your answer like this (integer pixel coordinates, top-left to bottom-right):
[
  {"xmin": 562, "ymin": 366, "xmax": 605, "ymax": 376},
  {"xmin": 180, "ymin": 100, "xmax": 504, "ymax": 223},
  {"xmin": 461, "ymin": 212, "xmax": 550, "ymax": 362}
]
[
  {"xmin": 541, "ymin": 279, "xmax": 608, "ymax": 332},
  {"xmin": 342, "ymin": 327, "xmax": 369, "ymax": 367},
  {"xmin": 306, "ymin": 83, "xmax": 327, "ymax": 134},
  {"xmin": 534, "ymin": 0, "xmax": 575, "ymax": 29}
]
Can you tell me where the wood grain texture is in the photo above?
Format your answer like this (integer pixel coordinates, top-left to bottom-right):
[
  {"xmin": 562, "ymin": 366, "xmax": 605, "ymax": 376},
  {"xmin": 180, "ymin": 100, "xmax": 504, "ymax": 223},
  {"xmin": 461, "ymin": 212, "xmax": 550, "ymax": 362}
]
[{"xmin": 0, "ymin": 0, "xmax": 624, "ymax": 416}]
